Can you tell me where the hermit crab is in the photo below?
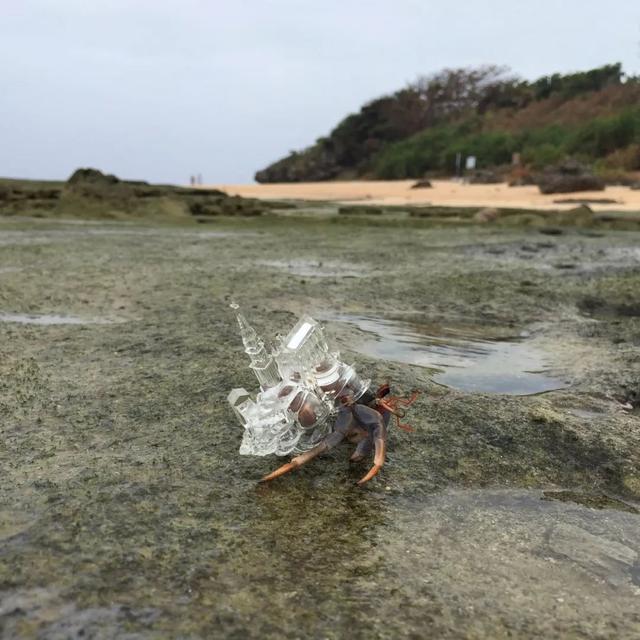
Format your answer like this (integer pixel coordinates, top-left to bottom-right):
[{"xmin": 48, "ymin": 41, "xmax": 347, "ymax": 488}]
[
  {"xmin": 260, "ymin": 382, "xmax": 418, "ymax": 485},
  {"xmin": 227, "ymin": 306, "xmax": 417, "ymax": 485}
]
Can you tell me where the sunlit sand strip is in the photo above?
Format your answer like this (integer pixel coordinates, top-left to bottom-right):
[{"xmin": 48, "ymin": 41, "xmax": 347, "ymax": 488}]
[{"xmin": 208, "ymin": 180, "xmax": 640, "ymax": 212}]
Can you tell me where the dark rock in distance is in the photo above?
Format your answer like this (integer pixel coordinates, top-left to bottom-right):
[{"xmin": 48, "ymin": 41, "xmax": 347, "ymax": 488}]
[
  {"xmin": 338, "ymin": 205, "xmax": 383, "ymax": 215},
  {"xmin": 473, "ymin": 207, "xmax": 499, "ymax": 222},
  {"xmin": 410, "ymin": 179, "xmax": 433, "ymax": 189},
  {"xmin": 540, "ymin": 176, "xmax": 605, "ymax": 194},
  {"xmin": 508, "ymin": 174, "xmax": 536, "ymax": 187},
  {"xmin": 553, "ymin": 197, "xmax": 618, "ymax": 205},
  {"xmin": 67, "ymin": 167, "xmax": 121, "ymax": 186},
  {"xmin": 468, "ymin": 170, "xmax": 503, "ymax": 184},
  {"xmin": 538, "ymin": 160, "xmax": 605, "ymax": 194}
]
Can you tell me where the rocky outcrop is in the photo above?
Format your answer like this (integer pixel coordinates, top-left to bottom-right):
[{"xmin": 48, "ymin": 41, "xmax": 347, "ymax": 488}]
[
  {"xmin": 255, "ymin": 147, "xmax": 341, "ymax": 183},
  {"xmin": 474, "ymin": 207, "xmax": 499, "ymax": 222},
  {"xmin": 67, "ymin": 167, "xmax": 120, "ymax": 187},
  {"xmin": 410, "ymin": 179, "xmax": 433, "ymax": 189},
  {"xmin": 0, "ymin": 169, "xmax": 266, "ymax": 219},
  {"xmin": 538, "ymin": 160, "xmax": 605, "ymax": 194},
  {"xmin": 468, "ymin": 170, "xmax": 503, "ymax": 184}
]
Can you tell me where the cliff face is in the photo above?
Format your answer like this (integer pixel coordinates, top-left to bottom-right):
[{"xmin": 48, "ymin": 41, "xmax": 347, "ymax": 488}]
[
  {"xmin": 254, "ymin": 145, "xmax": 341, "ymax": 183},
  {"xmin": 255, "ymin": 63, "xmax": 640, "ymax": 182}
]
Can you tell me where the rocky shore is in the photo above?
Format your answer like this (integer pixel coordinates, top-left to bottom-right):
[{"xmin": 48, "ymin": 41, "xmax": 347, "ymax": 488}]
[
  {"xmin": 0, "ymin": 209, "xmax": 639, "ymax": 638},
  {"xmin": 0, "ymin": 169, "xmax": 268, "ymax": 221}
]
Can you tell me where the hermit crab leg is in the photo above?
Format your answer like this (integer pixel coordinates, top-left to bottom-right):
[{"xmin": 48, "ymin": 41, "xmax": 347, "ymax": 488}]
[
  {"xmin": 352, "ymin": 405, "xmax": 388, "ymax": 486},
  {"xmin": 352, "ymin": 402, "xmax": 392, "ymax": 462},
  {"xmin": 259, "ymin": 409, "xmax": 353, "ymax": 483},
  {"xmin": 356, "ymin": 422, "xmax": 387, "ymax": 485},
  {"xmin": 259, "ymin": 443, "xmax": 327, "ymax": 482},
  {"xmin": 349, "ymin": 435, "xmax": 373, "ymax": 462}
]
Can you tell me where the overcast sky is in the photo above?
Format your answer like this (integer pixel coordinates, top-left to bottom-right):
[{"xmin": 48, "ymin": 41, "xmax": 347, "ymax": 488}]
[{"xmin": 1, "ymin": 0, "xmax": 639, "ymax": 184}]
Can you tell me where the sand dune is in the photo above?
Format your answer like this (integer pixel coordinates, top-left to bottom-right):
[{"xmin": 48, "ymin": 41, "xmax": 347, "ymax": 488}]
[{"xmin": 210, "ymin": 179, "xmax": 640, "ymax": 212}]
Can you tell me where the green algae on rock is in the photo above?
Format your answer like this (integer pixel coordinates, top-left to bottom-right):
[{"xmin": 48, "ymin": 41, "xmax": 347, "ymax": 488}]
[
  {"xmin": 0, "ymin": 168, "xmax": 268, "ymax": 221},
  {"xmin": 1, "ymin": 214, "xmax": 639, "ymax": 638}
]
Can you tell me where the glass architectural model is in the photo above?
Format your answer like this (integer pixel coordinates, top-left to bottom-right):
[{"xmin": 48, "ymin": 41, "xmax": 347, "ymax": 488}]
[
  {"xmin": 227, "ymin": 304, "xmax": 417, "ymax": 485},
  {"xmin": 227, "ymin": 303, "xmax": 370, "ymax": 457}
]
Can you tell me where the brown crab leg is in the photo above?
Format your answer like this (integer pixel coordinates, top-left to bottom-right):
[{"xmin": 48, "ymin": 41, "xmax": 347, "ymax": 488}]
[
  {"xmin": 356, "ymin": 428, "xmax": 386, "ymax": 485},
  {"xmin": 259, "ymin": 441, "xmax": 329, "ymax": 482},
  {"xmin": 349, "ymin": 434, "xmax": 373, "ymax": 462},
  {"xmin": 260, "ymin": 409, "xmax": 353, "ymax": 483},
  {"xmin": 351, "ymin": 404, "xmax": 387, "ymax": 486}
]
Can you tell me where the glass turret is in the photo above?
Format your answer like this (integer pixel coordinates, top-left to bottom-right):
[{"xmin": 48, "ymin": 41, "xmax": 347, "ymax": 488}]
[{"xmin": 230, "ymin": 303, "xmax": 281, "ymax": 389}]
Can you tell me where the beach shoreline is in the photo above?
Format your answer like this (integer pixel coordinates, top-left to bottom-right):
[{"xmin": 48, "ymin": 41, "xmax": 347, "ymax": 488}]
[{"xmin": 209, "ymin": 179, "xmax": 640, "ymax": 212}]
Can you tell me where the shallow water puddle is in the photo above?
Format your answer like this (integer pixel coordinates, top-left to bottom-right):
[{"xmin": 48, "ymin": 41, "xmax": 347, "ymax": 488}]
[
  {"xmin": 325, "ymin": 314, "xmax": 568, "ymax": 395},
  {"xmin": 0, "ymin": 312, "xmax": 119, "ymax": 326},
  {"xmin": 257, "ymin": 259, "xmax": 367, "ymax": 278}
]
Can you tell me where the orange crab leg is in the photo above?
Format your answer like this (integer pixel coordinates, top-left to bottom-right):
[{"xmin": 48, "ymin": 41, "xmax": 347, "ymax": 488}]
[
  {"xmin": 377, "ymin": 390, "xmax": 419, "ymax": 432},
  {"xmin": 357, "ymin": 429, "xmax": 386, "ymax": 486},
  {"xmin": 352, "ymin": 405, "xmax": 387, "ymax": 486},
  {"xmin": 260, "ymin": 409, "xmax": 353, "ymax": 483},
  {"xmin": 259, "ymin": 442, "xmax": 329, "ymax": 482}
]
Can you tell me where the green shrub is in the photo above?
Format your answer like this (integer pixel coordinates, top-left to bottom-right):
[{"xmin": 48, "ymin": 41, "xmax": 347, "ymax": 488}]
[
  {"xmin": 372, "ymin": 106, "xmax": 640, "ymax": 178},
  {"xmin": 599, "ymin": 143, "xmax": 640, "ymax": 171},
  {"xmin": 522, "ymin": 143, "xmax": 566, "ymax": 169}
]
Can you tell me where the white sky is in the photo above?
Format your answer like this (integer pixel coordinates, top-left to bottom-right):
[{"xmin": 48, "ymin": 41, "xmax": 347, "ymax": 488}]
[{"xmin": 1, "ymin": 0, "xmax": 639, "ymax": 184}]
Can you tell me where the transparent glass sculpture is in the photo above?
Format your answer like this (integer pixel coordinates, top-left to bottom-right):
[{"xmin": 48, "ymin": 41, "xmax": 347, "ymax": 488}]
[{"xmin": 227, "ymin": 304, "xmax": 370, "ymax": 456}]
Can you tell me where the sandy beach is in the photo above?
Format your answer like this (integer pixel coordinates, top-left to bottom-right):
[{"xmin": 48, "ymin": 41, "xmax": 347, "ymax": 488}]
[{"xmin": 211, "ymin": 179, "xmax": 640, "ymax": 212}]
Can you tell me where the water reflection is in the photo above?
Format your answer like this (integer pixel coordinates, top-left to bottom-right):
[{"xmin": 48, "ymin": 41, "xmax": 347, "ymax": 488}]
[{"xmin": 324, "ymin": 314, "xmax": 569, "ymax": 396}]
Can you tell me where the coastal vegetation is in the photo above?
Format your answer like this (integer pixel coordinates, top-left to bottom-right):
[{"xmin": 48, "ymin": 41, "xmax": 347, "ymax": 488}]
[{"xmin": 255, "ymin": 64, "xmax": 640, "ymax": 182}]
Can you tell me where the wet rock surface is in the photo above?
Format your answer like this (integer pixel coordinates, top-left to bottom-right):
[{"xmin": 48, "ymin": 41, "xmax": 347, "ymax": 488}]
[
  {"xmin": 1, "ymin": 214, "xmax": 639, "ymax": 638},
  {"xmin": 473, "ymin": 207, "xmax": 500, "ymax": 222}
]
